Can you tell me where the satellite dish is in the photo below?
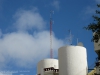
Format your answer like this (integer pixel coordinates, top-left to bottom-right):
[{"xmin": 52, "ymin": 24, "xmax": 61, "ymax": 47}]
[{"xmin": 77, "ymin": 42, "xmax": 84, "ymax": 46}]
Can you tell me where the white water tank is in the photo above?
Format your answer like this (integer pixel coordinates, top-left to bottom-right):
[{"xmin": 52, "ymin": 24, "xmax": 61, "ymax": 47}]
[
  {"xmin": 37, "ymin": 59, "xmax": 59, "ymax": 74},
  {"xmin": 58, "ymin": 45, "xmax": 88, "ymax": 75}
]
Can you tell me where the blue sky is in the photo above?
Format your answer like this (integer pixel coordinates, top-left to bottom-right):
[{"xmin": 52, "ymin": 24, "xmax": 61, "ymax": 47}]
[{"xmin": 0, "ymin": 0, "xmax": 99, "ymax": 75}]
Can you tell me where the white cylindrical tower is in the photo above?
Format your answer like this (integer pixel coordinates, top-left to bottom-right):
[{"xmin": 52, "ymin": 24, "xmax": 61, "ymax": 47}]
[
  {"xmin": 37, "ymin": 59, "xmax": 59, "ymax": 74},
  {"xmin": 58, "ymin": 45, "xmax": 88, "ymax": 75}
]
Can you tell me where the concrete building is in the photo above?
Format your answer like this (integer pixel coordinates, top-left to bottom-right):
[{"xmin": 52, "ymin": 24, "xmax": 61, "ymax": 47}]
[
  {"xmin": 37, "ymin": 59, "xmax": 59, "ymax": 75},
  {"xmin": 37, "ymin": 44, "xmax": 88, "ymax": 75}
]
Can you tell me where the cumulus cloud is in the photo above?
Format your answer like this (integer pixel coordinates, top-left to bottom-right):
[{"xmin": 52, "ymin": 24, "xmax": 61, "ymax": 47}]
[
  {"xmin": 0, "ymin": 8, "xmax": 65, "ymax": 69},
  {"xmin": 51, "ymin": 0, "xmax": 60, "ymax": 10},
  {"xmin": 13, "ymin": 8, "xmax": 46, "ymax": 31},
  {"xmin": 0, "ymin": 72, "xmax": 12, "ymax": 75},
  {"xmin": 0, "ymin": 31, "xmax": 64, "ymax": 68}
]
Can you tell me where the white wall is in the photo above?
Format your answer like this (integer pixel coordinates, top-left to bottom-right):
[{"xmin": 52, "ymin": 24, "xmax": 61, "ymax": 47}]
[{"xmin": 58, "ymin": 45, "xmax": 88, "ymax": 75}]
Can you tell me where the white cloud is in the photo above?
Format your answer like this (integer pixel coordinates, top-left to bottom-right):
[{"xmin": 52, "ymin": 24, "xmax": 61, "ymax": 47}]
[
  {"xmin": 0, "ymin": 73, "xmax": 4, "ymax": 75},
  {"xmin": 96, "ymin": 0, "xmax": 100, "ymax": 3},
  {"xmin": 0, "ymin": 72, "xmax": 12, "ymax": 75},
  {"xmin": 79, "ymin": 6, "xmax": 96, "ymax": 20},
  {"xmin": 13, "ymin": 8, "xmax": 46, "ymax": 31},
  {"xmin": 51, "ymin": 0, "xmax": 60, "ymax": 10},
  {"xmin": 0, "ymin": 8, "xmax": 65, "ymax": 69},
  {"xmin": 84, "ymin": 6, "xmax": 96, "ymax": 15},
  {"xmin": 0, "ymin": 31, "xmax": 64, "ymax": 68}
]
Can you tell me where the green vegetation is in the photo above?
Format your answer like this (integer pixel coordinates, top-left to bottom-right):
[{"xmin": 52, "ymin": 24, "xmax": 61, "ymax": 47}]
[{"xmin": 84, "ymin": 4, "xmax": 100, "ymax": 43}]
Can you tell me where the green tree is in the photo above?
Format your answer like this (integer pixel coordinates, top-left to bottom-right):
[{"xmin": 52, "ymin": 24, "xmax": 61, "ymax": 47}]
[{"xmin": 84, "ymin": 4, "xmax": 100, "ymax": 43}]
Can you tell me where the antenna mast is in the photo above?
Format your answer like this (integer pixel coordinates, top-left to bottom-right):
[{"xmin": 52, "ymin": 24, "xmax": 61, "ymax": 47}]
[
  {"xmin": 50, "ymin": 10, "xmax": 54, "ymax": 58},
  {"xmin": 68, "ymin": 30, "xmax": 73, "ymax": 45}
]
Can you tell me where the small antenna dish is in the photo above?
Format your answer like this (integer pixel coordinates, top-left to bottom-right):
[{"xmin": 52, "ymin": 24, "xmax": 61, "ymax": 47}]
[{"xmin": 77, "ymin": 42, "xmax": 84, "ymax": 46}]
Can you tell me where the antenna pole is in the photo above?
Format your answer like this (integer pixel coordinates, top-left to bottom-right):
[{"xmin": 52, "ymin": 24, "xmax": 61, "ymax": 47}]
[
  {"xmin": 69, "ymin": 30, "xmax": 73, "ymax": 45},
  {"xmin": 77, "ymin": 38, "xmax": 78, "ymax": 44},
  {"xmin": 50, "ymin": 10, "xmax": 53, "ymax": 58}
]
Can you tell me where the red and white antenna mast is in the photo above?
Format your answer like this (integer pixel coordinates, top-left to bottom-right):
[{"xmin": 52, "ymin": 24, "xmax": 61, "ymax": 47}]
[{"xmin": 50, "ymin": 10, "xmax": 54, "ymax": 58}]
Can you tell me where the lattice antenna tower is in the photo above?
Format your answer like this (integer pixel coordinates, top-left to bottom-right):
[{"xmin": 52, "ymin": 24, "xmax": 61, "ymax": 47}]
[
  {"xmin": 68, "ymin": 30, "xmax": 73, "ymax": 45},
  {"xmin": 50, "ymin": 10, "xmax": 54, "ymax": 58}
]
